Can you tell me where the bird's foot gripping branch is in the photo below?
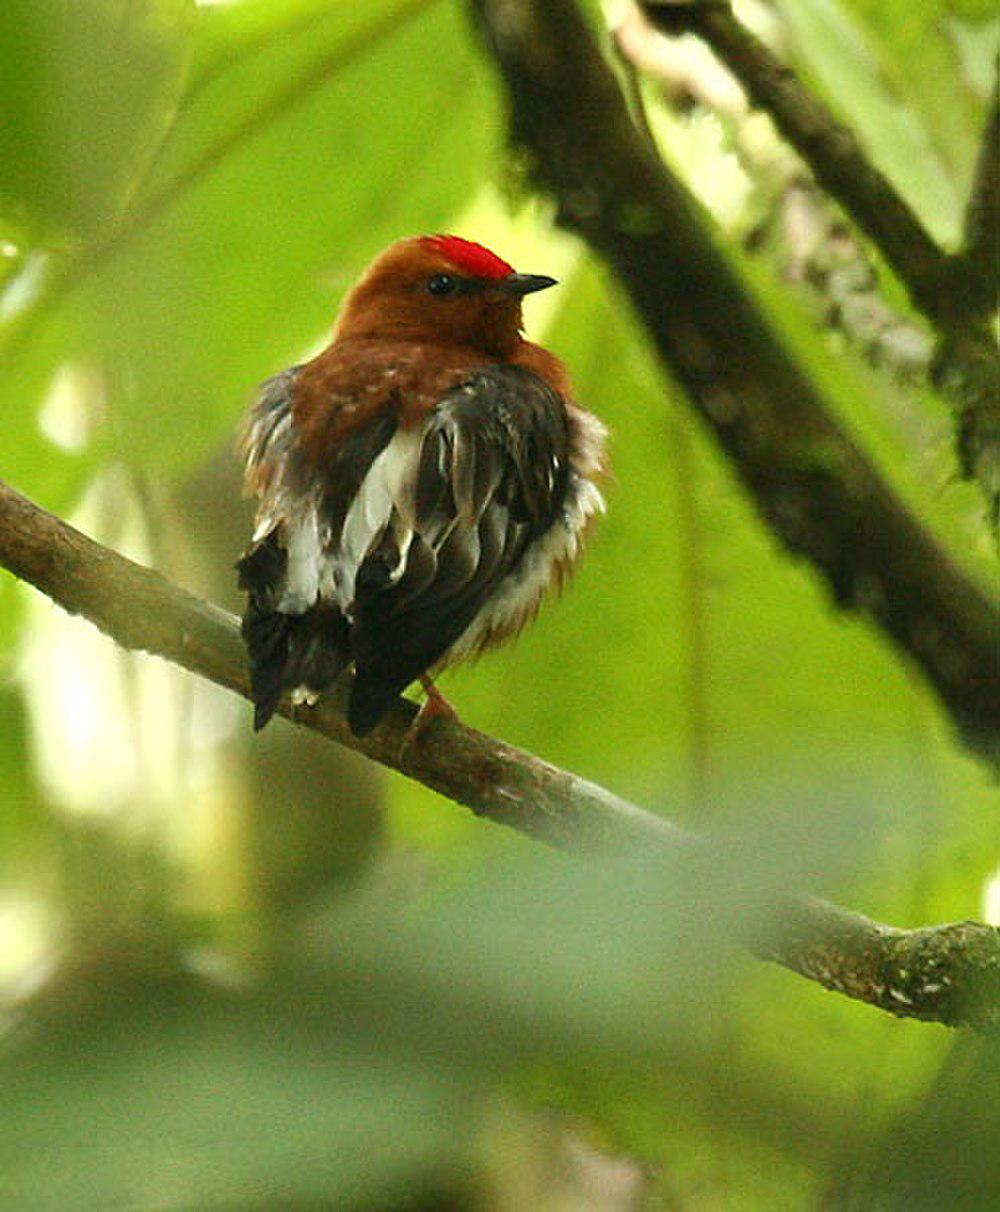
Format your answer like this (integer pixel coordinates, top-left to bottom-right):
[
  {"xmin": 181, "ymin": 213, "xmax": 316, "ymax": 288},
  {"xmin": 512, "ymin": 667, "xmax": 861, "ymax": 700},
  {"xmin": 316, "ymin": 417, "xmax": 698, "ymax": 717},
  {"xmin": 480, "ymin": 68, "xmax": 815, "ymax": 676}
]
[{"xmin": 2, "ymin": 476, "xmax": 1000, "ymax": 1032}]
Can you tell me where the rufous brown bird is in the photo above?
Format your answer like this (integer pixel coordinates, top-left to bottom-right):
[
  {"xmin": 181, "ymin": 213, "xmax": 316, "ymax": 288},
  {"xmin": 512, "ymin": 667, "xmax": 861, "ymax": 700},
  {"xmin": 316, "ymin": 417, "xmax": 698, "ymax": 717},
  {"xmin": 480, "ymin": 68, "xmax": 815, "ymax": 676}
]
[{"xmin": 237, "ymin": 234, "xmax": 607, "ymax": 738}]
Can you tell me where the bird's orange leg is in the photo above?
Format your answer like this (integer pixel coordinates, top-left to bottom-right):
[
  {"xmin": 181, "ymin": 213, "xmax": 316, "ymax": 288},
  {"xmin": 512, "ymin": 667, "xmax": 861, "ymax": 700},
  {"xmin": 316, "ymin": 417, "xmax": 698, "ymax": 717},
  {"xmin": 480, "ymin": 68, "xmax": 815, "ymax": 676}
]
[
  {"xmin": 419, "ymin": 674, "xmax": 457, "ymax": 719},
  {"xmin": 401, "ymin": 675, "xmax": 459, "ymax": 750}
]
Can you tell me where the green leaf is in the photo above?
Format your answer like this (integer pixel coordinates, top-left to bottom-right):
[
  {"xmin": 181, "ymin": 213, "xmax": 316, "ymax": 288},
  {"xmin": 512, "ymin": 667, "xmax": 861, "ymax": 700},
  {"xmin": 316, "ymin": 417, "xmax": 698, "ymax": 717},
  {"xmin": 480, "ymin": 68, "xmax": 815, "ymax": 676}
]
[
  {"xmin": 0, "ymin": 0, "xmax": 195, "ymax": 240},
  {"xmin": 0, "ymin": 817, "xmax": 871, "ymax": 1208},
  {"xmin": 946, "ymin": 14, "xmax": 1000, "ymax": 99}
]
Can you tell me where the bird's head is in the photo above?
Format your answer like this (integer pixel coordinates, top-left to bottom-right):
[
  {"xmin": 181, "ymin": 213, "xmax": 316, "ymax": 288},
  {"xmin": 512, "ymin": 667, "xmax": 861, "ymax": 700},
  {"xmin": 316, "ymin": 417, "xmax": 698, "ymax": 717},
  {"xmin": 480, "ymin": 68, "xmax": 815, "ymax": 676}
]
[{"xmin": 333, "ymin": 235, "xmax": 556, "ymax": 357}]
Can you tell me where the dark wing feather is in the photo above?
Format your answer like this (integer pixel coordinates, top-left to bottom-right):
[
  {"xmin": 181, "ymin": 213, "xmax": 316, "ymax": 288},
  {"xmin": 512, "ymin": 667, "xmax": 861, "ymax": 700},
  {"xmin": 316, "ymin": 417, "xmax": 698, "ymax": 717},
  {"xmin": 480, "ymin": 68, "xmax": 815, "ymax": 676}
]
[
  {"xmin": 239, "ymin": 536, "xmax": 350, "ymax": 731},
  {"xmin": 347, "ymin": 365, "xmax": 570, "ymax": 736}
]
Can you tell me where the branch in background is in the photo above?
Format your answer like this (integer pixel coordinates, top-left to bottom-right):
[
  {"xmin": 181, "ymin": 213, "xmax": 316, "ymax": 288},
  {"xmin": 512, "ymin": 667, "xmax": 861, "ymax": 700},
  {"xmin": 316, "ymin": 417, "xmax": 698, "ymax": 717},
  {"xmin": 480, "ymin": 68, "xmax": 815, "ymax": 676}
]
[
  {"xmin": 778, "ymin": 179, "xmax": 934, "ymax": 378},
  {"xmin": 936, "ymin": 327, "xmax": 1000, "ymax": 530},
  {"xmin": 614, "ymin": 9, "xmax": 934, "ymax": 382},
  {"xmin": 471, "ymin": 0, "xmax": 999, "ymax": 765},
  {"xmin": 936, "ymin": 60, "xmax": 1000, "ymax": 526},
  {"xmin": 3, "ymin": 478, "xmax": 1000, "ymax": 1030},
  {"xmin": 640, "ymin": 1, "xmax": 1000, "ymax": 517},
  {"xmin": 640, "ymin": 1, "xmax": 959, "ymax": 328}
]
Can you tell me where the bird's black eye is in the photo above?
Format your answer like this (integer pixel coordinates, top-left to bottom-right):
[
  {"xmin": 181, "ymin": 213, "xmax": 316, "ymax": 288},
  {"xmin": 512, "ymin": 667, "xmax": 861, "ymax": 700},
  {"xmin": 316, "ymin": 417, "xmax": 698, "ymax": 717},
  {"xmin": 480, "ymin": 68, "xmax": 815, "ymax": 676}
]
[{"xmin": 427, "ymin": 273, "xmax": 458, "ymax": 297}]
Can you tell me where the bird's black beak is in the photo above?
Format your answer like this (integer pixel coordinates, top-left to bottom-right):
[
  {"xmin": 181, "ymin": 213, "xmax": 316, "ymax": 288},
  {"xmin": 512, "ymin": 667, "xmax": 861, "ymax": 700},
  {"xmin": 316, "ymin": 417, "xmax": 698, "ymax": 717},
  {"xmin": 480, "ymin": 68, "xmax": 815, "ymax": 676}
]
[{"xmin": 498, "ymin": 273, "xmax": 558, "ymax": 297}]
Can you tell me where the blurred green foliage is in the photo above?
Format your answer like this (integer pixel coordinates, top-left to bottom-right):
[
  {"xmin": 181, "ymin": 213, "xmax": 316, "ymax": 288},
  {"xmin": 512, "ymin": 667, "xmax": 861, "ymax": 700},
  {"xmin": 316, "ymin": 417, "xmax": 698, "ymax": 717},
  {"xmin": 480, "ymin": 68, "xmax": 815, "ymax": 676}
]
[
  {"xmin": 0, "ymin": 0, "xmax": 195, "ymax": 239},
  {"xmin": 0, "ymin": 0, "xmax": 997, "ymax": 1208}
]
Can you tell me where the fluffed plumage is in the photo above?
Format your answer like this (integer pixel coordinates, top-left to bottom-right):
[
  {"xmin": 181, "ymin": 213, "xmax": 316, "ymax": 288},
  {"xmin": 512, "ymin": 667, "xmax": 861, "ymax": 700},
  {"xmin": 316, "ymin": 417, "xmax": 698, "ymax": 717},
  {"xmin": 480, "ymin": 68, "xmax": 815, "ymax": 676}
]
[{"xmin": 237, "ymin": 235, "xmax": 607, "ymax": 737}]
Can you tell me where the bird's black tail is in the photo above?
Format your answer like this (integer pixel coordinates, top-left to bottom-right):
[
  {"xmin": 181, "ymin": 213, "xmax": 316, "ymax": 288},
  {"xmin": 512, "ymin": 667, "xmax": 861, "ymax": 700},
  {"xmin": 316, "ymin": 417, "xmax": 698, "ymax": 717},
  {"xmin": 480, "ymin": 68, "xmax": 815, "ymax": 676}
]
[
  {"xmin": 237, "ymin": 537, "xmax": 349, "ymax": 730},
  {"xmin": 347, "ymin": 671, "xmax": 403, "ymax": 738}
]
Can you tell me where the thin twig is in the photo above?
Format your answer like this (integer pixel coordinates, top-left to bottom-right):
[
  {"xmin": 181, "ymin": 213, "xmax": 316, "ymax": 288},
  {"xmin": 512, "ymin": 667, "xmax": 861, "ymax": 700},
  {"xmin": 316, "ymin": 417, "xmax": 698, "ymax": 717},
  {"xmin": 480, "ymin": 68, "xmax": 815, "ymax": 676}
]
[
  {"xmin": 639, "ymin": 3, "xmax": 1000, "ymax": 515},
  {"xmin": 640, "ymin": 1, "xmax": 961, "ymax": 328},
  {"xmin": 2, "ymin": 477, "xmax": 1000, "ymax": 1030},
  {"xmin": 614, "ymin": 8, "xmax": 934, "ymax": 381},
  {"xmin": 777, "ymin": 179, "xmax": 933, "ymax": 380}
]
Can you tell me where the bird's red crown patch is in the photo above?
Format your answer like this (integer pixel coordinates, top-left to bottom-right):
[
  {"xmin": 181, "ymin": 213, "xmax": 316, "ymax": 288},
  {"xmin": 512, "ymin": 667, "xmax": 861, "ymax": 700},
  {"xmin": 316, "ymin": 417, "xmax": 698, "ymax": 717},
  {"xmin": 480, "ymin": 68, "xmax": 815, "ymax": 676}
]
[{"xmin": 421, "ymin": 235, "xmax": 513, "ymax": 280}]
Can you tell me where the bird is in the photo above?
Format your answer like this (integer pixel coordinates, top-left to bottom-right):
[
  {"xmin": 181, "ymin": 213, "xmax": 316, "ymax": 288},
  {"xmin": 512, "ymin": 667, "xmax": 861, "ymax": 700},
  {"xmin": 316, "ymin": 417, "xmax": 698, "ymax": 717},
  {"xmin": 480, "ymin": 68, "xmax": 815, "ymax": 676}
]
[{"xmin": 236, "ymin": 234, "xmax": 607, "ymax": 739}]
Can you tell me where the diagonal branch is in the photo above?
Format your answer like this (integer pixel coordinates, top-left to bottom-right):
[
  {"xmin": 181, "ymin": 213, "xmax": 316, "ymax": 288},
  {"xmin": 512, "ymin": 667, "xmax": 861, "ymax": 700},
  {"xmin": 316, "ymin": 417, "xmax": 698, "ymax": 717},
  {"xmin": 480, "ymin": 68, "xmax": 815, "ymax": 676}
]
[
  {"xmin": 640, "ymin": 1, "xmax": 966, "ymax": 330},
  {"xmin": 613, "ymin": 8, "xmax": 934, "ymax": 383},
  {"xmin": 471, "ymin": 0, "xmax": 999, "ymax": 766},
  {"xmin": 2, "ymin": 476, "xmax": 999, "ymax": 1031}
]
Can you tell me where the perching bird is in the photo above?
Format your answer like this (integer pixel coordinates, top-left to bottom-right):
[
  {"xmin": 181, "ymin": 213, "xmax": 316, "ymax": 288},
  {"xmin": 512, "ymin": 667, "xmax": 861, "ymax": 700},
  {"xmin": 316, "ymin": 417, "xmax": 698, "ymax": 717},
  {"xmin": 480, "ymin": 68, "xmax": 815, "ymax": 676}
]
[{"xmin": 236, "ymin": 234, "xmax": 607, "ymax": 738}]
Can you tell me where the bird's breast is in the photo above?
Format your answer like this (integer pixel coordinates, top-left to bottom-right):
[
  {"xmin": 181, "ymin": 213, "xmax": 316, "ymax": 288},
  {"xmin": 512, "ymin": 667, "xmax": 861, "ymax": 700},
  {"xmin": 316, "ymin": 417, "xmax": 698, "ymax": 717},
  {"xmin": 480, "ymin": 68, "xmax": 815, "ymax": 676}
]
[{"xmin": 292, "ymin": 338, "xmax": 499, "ymax": 464}]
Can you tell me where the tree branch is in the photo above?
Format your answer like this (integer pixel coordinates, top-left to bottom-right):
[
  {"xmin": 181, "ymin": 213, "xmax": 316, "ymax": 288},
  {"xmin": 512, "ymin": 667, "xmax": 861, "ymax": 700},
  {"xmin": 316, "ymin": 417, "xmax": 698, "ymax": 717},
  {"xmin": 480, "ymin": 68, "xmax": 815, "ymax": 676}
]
[
  {"xmin": 613, "ymin": 8, "xmax": 934, "ymax": 382},
  {"xmin": 936, "ymin": 60, "xmax": 1000, "ymax": 524},
  {"xmin": 640, "ymin": 2, "xmax": 1000, "ymax": 514},
  {"xmin": 470, "ymin": 0, "xmax": 999, "ymax": 765},
  {"xmin": 640, "ymin": 1, "xmax": 965, "ymax": 330},
  {"xmin": 2, "ymin": 477, "xmax": 1000, "ymax": 1030}
]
